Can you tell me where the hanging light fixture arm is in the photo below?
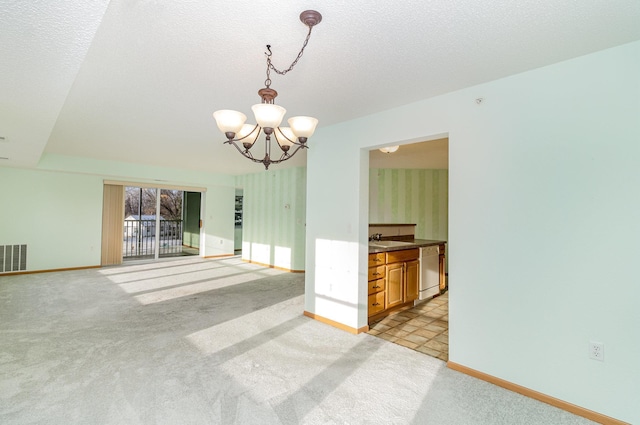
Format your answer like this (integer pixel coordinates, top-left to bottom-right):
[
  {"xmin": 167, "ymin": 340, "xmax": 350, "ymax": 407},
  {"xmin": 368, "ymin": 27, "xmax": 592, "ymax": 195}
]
[
  {"xmin": 223, "ymin": 125, "xmax": 309, "ymax": 170},
  {"xmin": 223, "ymin": 124, "xmax": 259, "ymax": 151}
]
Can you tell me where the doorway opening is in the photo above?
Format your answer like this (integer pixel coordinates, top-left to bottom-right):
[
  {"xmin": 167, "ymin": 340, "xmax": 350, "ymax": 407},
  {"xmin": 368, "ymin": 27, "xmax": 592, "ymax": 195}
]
[
  {"xmin": 234, "ymin": 189, "xmax": 243, "ymax": 255},
  {"xmin": 123, "ymin": 187, "xmax": 201, "ymax": 261},
  {"xmin": 366, "ymin": 137, "xmax": 450, "ymax": 361}
]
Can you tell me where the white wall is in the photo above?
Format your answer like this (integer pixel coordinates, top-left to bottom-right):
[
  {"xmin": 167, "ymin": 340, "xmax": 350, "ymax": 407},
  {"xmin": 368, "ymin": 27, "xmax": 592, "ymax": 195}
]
[
  {"xmin": 0, "ymin": 154, "xmax": 237, "ymax": 271},
  {"xmin": 201, "ymin": 186, "xmax": 236, "ymax": 257},
  {"xmin": 305, "ymin": 40, "xmax": 640, "ymax": 423}
]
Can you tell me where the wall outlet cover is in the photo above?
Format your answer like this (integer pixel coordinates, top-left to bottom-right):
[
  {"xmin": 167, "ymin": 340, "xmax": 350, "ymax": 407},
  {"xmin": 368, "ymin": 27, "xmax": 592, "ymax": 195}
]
[{"xmin": 589, "ymin": 341, "xmax": 604, "ymax": 361}]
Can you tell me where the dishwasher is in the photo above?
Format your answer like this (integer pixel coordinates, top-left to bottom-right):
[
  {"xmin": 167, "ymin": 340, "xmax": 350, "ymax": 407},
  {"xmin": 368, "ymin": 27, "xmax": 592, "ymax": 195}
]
[{"xmin": 419, "ymin": 245, "xmax": 440, "ymax": 300}]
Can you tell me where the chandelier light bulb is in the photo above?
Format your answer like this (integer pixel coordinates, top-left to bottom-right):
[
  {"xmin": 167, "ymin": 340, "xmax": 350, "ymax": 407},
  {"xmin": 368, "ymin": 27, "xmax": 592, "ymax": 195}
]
[
  {"xmin": 288, "ymin": 116, "xmax": 319, "ymax": 139},
  {"xmin": 251, "ymin": 104, "xmax": 286, "ymax": 129},
  {"xmin": 237, "ymin": 124, "xmax": 258, "ymax": 143},
  {"xmin": 212, "ymin": 110, "xmax": 247, "ymax": 135},
  {"xmin": 276, "ymin": 127, "xmax": 296, "ymax": 148}
]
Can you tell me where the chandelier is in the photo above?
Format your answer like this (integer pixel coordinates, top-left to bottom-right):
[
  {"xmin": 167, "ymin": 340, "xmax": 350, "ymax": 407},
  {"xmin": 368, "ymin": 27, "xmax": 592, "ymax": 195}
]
[{"xmin": 213, "ymin": 10, "xmax": 322, "ymax": 170}]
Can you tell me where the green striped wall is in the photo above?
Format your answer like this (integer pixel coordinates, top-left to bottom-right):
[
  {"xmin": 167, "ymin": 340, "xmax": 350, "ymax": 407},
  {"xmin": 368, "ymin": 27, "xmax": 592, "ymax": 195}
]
[
  {"xmin": 236, "ymin": 167, "xmax": 307, "ymax": 271},
  {"xmin": 369, "ymin": 169, "xmax": 448, "ymax": 241},
  {"xmin": 236, "ymin": 167, "xmax": 446, "ymax": 270}
]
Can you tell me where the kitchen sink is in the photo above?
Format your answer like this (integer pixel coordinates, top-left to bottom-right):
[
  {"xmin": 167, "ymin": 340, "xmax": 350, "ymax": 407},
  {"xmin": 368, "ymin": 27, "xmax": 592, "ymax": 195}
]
[{"xmin": 369, "ymin": 240, "xmax": 415, "ymax": 248}]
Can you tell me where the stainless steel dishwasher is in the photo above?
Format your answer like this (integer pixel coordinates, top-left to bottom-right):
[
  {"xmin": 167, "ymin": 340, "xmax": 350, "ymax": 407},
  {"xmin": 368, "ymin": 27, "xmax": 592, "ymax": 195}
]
[{"xmin": 419, "ymin": 245, "xmax": 440, "ymax": 300}]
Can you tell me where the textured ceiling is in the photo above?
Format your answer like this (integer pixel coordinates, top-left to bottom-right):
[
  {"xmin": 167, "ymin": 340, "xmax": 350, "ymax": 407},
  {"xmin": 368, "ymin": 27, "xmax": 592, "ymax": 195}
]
[{"xmin": 2, "ymin": 0, "xmax": 640, "ymax": 174}]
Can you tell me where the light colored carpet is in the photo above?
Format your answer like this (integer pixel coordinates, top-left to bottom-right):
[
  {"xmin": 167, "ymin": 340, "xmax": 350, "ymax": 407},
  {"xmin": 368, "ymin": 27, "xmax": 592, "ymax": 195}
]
[{"xmin": 0, "ymin": 257, "xmax": 596, "ymax": 424}]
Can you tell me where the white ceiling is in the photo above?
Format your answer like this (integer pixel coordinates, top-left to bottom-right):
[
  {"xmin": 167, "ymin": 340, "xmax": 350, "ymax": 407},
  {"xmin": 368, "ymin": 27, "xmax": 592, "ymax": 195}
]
[{"xmin": 2, "ymin": 1, "xmax": 640, "ymax": 175}]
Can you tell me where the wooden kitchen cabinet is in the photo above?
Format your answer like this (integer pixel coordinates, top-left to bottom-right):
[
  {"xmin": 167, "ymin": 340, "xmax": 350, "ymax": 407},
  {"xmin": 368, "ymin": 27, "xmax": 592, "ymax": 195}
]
[
  {"xmin": 368, "ymin": 252, "xmax": 385, "ymax": 267},
  {"xmin": 368, "ymin": 292, "xmax": 385, "ymax": 316},
  {"xmin": 404, "ymin": 259, "xmax": 419, "ymax": 302},
  {"xmin": 368, "ymin": 276, "xmax": 385, "ymax": 294},
  {"xmin": 386, "ymin": 262, "xmax": 404, "ymax": 308},
  {"xmin": 386, "ymin": 252, "xmax": 419, "ymax": 308},
  {"xmin": 368, "ymin": 253, "xmax": 386, "ymax": 317},
  {"xmin": 368, "ymin": 265, "xmax": 385, "ymax": 281},
  {"xmin": 368, "ymin": 248, "xmax": 419, "ymax": 322}
]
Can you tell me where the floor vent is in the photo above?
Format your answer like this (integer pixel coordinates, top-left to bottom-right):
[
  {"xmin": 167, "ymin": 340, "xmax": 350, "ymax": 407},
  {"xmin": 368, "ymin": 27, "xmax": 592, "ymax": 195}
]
[{"xmin": 0, "ymin": 244, "xmax": 27, "ymax": 273}]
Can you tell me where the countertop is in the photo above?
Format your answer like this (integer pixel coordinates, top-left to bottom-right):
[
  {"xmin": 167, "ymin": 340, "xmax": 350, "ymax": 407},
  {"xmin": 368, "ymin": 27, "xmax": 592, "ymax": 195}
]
[{"xmin": 368, "ymin": 239, "xmax": 446, "ymax": 254}]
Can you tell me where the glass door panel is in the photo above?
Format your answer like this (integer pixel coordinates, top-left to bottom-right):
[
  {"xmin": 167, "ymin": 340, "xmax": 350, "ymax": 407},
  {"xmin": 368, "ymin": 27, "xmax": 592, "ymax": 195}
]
[
  {"xmin": 159, "ymin": 189, "xmax": 184, "ymax": 257},
  {"xmin": 123, "ymin": 187, "xmax": 158, "ymax": 260}
]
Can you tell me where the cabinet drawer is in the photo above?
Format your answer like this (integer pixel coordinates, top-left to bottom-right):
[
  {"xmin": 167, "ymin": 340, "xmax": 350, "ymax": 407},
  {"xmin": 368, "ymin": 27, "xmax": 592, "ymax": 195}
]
[
  {"xmin": 386, "ymin": 248, "xmax": 419, "ymax": 264},
  {"xmin": 368, "ymin": 278, "xmax": 385, "ymax": 295},
  {"xmin": 368, "ymin": 265, "xmax": 385, "ymax": 281},
  {"xmin": 368, "ymin": 253, "xmax": 385, "ymax": 267},
  {"xmin": 368, "ymin": 292, "xmax": 385, "ymax": 316}
]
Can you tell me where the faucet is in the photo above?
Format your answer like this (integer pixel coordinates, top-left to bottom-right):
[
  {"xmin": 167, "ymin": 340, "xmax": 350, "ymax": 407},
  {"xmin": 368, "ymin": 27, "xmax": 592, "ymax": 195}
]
[{"xmin": 369, "ymin": 233, "xmax": 383, "ymax": 242}]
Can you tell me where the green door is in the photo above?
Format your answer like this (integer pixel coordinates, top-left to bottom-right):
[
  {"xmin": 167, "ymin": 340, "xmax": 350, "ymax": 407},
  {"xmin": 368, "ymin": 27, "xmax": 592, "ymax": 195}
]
[{"xmin": 183, "ymin": 191, "xmax": 201, "ymax": 249}]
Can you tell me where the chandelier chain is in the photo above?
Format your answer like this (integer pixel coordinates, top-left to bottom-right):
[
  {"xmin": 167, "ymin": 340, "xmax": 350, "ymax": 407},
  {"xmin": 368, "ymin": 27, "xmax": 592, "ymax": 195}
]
[{"xmin": 263, "ymin": 25, "xmax": 314, "ymax": 88}]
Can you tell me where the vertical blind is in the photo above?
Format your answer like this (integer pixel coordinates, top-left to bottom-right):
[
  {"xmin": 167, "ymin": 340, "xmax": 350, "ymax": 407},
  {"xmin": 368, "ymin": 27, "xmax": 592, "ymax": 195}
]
[{"xmin": 101, "ymin": 184, "xmax": 124, "ymax": 266}]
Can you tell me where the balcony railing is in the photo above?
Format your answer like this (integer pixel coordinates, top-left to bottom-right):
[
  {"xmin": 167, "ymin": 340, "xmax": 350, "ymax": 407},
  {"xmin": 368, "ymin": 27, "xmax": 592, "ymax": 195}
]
[{"xmin": 123, "ymin": 219, "xmax": 185, "ymax": 259}]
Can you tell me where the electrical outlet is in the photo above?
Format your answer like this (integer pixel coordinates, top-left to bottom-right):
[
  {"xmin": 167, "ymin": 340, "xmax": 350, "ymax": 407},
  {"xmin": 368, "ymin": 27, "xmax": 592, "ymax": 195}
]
[{"xmin": 589, "ymin": 341, "xmax": 604, "ymax": 361}]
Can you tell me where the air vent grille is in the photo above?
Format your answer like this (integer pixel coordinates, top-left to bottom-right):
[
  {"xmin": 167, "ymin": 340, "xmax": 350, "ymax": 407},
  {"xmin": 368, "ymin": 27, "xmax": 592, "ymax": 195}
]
[{"xmin": 0, "ymin": 244, "xmax": 27, "ymax": 273}]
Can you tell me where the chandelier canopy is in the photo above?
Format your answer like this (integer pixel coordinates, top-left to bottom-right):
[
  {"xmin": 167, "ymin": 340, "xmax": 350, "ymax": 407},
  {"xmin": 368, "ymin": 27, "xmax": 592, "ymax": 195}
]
[{"xmin": 213, "ymin": 10, "xmax": 322, "ymax": 170}]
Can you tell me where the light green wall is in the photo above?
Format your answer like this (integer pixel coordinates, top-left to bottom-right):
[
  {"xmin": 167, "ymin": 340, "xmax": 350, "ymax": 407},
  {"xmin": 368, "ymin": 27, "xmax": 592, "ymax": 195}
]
[
  {"xmin": 305, "ymin": 41, "xmax": 640, "ymax": 423},
  {"xmin": 236, "ymin": 167, "xmax": 306, "ymax": 271},
  {"xmin": 0, "ymin": 154, "xmax": 237, "ymax": 271},
  {"xmin": 0, "ymin": 167, "xmax": 103, "ymax": 270},
  {"xmin": 369, "ymin": 168, "xmax": 448, "ymax": 241}
]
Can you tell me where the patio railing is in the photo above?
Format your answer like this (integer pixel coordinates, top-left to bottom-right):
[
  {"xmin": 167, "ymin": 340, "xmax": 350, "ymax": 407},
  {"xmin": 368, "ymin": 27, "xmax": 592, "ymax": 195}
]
[{"xmin": 123, "ymin": 219, "xmax": 184, "ymax": 259}]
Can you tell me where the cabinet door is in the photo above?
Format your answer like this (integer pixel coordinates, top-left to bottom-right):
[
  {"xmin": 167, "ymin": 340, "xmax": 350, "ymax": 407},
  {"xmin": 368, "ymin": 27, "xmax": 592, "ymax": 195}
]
[
  {"xmin": 405, "ymin": 259, "xmax": 420, "ymax": 302},
  {"xmin": 386, "ymin": 262, "xmax": 404, "ymax": 308}
]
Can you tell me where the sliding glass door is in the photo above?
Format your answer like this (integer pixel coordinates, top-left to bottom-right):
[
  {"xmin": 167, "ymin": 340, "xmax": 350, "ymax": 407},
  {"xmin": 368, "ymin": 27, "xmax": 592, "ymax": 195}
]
[{"xmin": 122, "ymin": 187, "xmax": 201, "ymax": 261}]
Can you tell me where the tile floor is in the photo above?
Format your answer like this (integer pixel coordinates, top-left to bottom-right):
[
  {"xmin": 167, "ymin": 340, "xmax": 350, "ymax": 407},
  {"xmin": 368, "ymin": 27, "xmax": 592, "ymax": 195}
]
[{"xmin": 368, "ymin": 291, "xmax": 449, "ymax": 361}]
